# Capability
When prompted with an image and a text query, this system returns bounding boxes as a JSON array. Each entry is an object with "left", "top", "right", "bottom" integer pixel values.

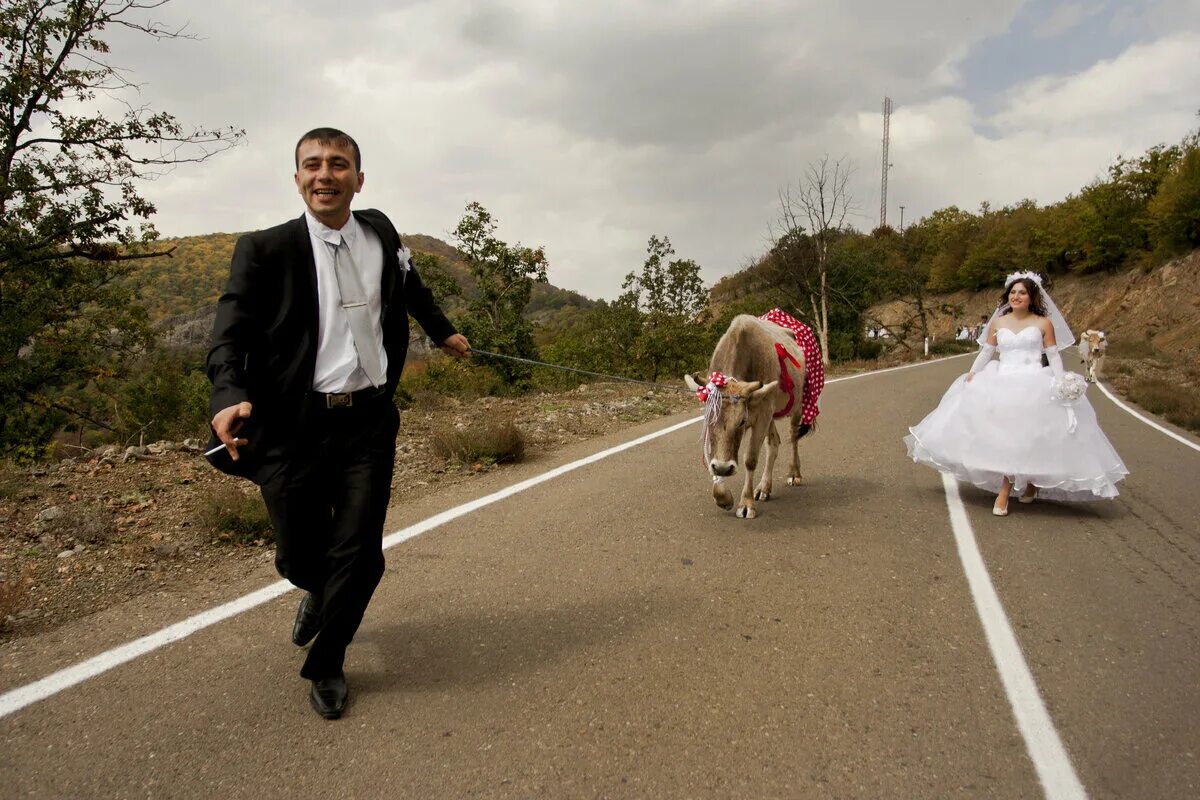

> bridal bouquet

[{"left": 1052, "top": 372, "right": 1087, "bottom": 405}]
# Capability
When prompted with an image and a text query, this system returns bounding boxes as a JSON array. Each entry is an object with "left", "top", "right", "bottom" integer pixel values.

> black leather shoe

[
  {"left": 291, "top": 593, "right": 321, "bottom": 647},
  {"left": 309, "top": 673, "right": 348, "bottom": 720}
]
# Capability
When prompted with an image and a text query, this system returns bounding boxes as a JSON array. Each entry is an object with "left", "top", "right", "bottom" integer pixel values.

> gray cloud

[{"left": 73, "top": 0, "right": 1200, "bottom": 299}]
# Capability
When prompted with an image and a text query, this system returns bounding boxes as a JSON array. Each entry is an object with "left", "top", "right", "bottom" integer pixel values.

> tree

[
  {"left": 1148, "top": 127, "right": 1200, "bottom": 256},
  {"left": 0, "top": 0, "right": 243, "bottom": 452},
  {"left": 618, "top": 235, "right": 708, "bottom": 382},
  {"left": 915, "top": 206, "right": 979, "bottom": 291},
  {"left": 768, "top": 156, "right": 857, "bottom": 366},
  {"left": 1076, "top": 143, "right": 1182, "bottom": 272},
  {"left": 450, "top": 201, "right": 547, "bottom": 388},
  {"left": 538, "top": 299, "right": 642, "bottom": 388},
  {"left": 859, "top": 225, "right": 937, "bottom": 353}
]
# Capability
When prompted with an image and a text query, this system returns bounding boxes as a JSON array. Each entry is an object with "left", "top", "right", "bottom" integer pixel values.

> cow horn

[{"left": 751, "top": 380, "right": 779, "bottom": 402}]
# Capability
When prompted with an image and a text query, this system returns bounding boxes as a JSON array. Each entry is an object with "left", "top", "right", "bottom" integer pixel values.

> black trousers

[{"left": 259, "top": 395, "right": 398, "bottom": 680}]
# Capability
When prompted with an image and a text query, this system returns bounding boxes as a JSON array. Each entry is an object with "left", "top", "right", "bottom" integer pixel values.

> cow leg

[
  {"left": 754, "top": 421, "right": 779, "bottom": 501},
  {"left": 712, "top": 477, "right": 734, "bottom": 510},
  {"left": 736, "top": 424, "right": 770, "bottom": 519},
  {"left": 785, "top": 415, "right": 803, "bottom": 486}
]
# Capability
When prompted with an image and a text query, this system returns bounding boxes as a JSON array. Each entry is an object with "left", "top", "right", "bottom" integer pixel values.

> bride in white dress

[{"left": 904, "top": 272, "right": 1128, "bottom": 515}]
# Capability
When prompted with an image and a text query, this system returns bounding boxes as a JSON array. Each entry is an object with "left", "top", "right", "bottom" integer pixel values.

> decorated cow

[{"left": 683, "top": 310, "right": 823, "bottom": 519}]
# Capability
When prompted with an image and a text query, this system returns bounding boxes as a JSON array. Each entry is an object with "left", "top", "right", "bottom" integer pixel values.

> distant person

[
  {"left": 904, "top": 272, "right": 1127, "bottom": 515},
  {"left": 973, "top": 314, "right": 989, "bottom": 340},
  {"left": 206, "top": 127, "right": 470, "bottom": 719}
]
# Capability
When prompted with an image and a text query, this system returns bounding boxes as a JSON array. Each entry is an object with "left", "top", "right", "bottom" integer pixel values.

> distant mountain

[{"left": 128, "top": 230, "right": 596, "bottom": 341}]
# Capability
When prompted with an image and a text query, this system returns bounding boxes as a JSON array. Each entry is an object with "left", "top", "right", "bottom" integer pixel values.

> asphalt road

[{"left": 1, "top": 355, "right": 1197, "bottom": 799}]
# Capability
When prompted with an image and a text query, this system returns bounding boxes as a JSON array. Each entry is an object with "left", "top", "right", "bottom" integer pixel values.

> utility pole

[
  {"left": 899, "top": 205, "right": 905, "bottom": 232},
  {"left": 880, "top": 95, "right": 892, "bottom": 229}
]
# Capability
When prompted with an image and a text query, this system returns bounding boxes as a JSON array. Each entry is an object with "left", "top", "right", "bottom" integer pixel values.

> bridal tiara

[{"left": 1004, "top": 270, "right": 1044, "bottom": 287}]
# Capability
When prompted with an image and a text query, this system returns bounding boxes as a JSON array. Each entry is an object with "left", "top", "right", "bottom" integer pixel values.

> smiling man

[{"left": 206, "top": 127, "right": 470, "bottom": 719}]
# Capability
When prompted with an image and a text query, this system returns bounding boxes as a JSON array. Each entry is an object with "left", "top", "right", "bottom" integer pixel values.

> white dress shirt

[{"left": 305, "top": 210, "right": 388, "bottom": 393}]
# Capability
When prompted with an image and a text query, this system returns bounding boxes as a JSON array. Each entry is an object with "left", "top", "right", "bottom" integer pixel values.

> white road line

[
  {"left": 0, "top": 352, "right": 973, "bottom": 720},
  {"left": 0, "top": 417, "right": 701, "bottom": 720},
  {"left": 1093, "top": 380, "right": 1200, "bottom": 454},
  {"left": 941, "top": 474, "right": 1088, "bottom": 800},
  {"left": 825, "top": 351, "right": 972, "bottom": 385}
]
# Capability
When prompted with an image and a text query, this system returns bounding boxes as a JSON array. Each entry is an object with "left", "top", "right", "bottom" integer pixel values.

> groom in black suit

[{"left": 207, "top": 127, "right": 469, "bottom": 719}]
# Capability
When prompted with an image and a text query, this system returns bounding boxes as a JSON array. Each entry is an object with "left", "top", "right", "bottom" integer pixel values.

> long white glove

[
  {"left": 968, "top": 344, "right": 995, "bottom": 378},
  {"left": 1045, "top": 347, "right": 1064, "bottom": 379}
]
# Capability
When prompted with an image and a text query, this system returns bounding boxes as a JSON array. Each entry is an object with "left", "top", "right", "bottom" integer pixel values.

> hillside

[
  {"left": 868, "top": 250, "right": 1200, "bottom": 360},
  {"left": 129, "top": 229, "right": 595, "bottom": 334}
]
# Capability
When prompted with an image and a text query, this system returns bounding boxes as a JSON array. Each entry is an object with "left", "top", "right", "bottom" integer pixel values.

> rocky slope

[{"left": 871, "top": 250, "right": 1200, "bottom": 360}]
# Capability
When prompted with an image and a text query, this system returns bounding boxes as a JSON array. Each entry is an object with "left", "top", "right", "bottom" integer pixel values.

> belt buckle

[{"left": 326, "top": 392, "right": 353, "bottom": 409}]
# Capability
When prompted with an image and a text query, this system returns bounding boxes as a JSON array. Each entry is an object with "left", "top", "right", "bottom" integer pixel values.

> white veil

[{"left": 976, "top": 271, "right": 1075, "bottom": 353}]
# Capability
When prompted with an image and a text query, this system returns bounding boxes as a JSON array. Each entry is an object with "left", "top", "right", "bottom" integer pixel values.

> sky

[{"left": 98, "top": 0, "right": 1200, "bottom": 300}]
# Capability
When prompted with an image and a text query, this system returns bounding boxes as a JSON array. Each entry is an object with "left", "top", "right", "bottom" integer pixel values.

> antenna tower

[{"left": 880, "top": 95, "right": 892, "bottom": 229}]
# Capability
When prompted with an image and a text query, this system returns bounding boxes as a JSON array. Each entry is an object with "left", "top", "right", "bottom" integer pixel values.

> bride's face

[{"left": 1008, "top": 282, "right": 1030, "bottom": 310}]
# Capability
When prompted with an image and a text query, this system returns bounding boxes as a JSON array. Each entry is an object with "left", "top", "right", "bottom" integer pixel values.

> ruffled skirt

[{"left": 904, "top": 363, "right": 1128, "bottom": 501}]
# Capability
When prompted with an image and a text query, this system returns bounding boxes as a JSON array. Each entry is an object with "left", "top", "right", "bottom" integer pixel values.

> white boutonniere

[{"left": 397, "top": 246, "right": 412, "bottom": 273}]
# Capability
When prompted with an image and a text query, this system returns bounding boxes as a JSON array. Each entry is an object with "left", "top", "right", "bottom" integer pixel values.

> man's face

[{"left": 294, "top": 138, "right": 363, "bottom": 228}]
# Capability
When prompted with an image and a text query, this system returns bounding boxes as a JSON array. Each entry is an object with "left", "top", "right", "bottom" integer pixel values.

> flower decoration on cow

[{"left": 694, "top": 372, "right": 729, "bottom": 403}]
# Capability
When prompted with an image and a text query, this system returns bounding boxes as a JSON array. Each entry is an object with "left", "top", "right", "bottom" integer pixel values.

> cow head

[{"left": 684, "top": 374, "right": 779, "bottom": 477}]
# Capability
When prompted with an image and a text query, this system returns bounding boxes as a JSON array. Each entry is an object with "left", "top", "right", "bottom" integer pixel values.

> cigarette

[{"left": 204, "top": 443, "right": 228, "bottom": 456}]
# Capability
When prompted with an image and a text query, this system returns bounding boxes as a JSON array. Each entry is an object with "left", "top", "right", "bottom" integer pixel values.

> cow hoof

[
  {"left": 735, "top": 505, "right": 757, "bottom": 519},
  {"left": 754, "top": 488, "right": 771, "bottom": 501},
  {"left": 786, "top": 475, "right": 802, "bottom": 486},
  {"left": 713, "top": 482, "right": 734, "bottom": 510}
]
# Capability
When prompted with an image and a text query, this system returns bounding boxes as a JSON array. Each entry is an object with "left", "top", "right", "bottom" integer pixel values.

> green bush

[
  {"left": 929, "top": 339, "right": 976, "bottom": 356},
  {"left": 397, "top": 356, "right": 509, "bottom": 408},
  {"left": 118, "top": 348, "right": 211, "bottom": 443}
]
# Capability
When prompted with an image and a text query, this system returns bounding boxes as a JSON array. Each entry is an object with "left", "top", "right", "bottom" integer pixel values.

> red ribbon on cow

[
  {"left": 772, "top": 342, "right": 802, "bottom": 418},
  {"left": 758, "top": 309, "right": 824, "bottom": 425}
]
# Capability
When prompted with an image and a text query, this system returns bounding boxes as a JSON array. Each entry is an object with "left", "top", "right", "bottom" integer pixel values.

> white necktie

[{"left": 329, "top": 237, "right": 385, "bottom": 387}]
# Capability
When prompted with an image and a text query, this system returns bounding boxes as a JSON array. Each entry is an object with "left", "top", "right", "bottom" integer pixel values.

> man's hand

[
  {"left": 212, "top": 402, "right": 252, "bottom": 461},
  {"left": 441, "top": 333, "right": 471, "bottom": 358}
]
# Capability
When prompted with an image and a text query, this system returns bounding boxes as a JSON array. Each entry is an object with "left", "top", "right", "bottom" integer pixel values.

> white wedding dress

[{"left": 904, "top": 326, "right": 1128, "bottom": 501}]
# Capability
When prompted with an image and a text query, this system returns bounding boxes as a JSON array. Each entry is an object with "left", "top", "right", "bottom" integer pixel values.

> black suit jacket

[{"left": 205, "top": 209, "right": 457, "bottom": 480}]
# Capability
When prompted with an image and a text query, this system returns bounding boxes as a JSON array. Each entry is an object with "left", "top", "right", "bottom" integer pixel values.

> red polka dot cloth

[{"left": 759, "top": 308, "right": 824, "bottom": 425}]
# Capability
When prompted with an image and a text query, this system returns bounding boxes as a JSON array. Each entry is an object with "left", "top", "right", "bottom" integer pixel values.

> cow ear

[
  {"left": 751, "top": 381, "right": 779, "bottom": 403},
  {"left": 683, "top": 374, "right": 703, "bottom": 393}
]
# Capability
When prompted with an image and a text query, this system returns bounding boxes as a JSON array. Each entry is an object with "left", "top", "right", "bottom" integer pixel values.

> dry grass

[
  {"left": 198, "top": 484, "right": 274, "bottom": 546},
  {"left": 1125, "top": 378, "right": 1200, "bottom": 433},
  {"left": 430, "top": 421, "right": 526, "bottom": 466},
  {"left": 39, "top": 503, "right": 117, "bottom": 545},
  {"left": 1107, "top": 337, "right": 1158, "bottom": 359},
  {"left": 0, "top": 567, "right": 32, "bottom": 627}
]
